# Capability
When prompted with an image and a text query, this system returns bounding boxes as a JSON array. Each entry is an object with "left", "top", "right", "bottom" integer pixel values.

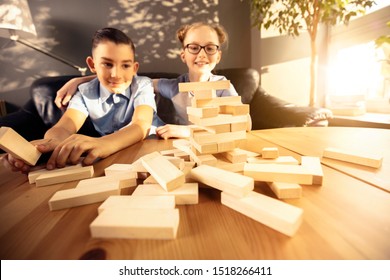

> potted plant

[{"left": 249, "top": 0, "right": 375, "bottom": 106}]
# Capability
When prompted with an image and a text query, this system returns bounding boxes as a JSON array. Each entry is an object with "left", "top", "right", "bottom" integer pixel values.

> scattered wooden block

[
  {"left": 178, "top": 80, "right": 230, "bottom": 92},
  {"left": 322, "top": 147, "right": 383, "bottom": 168},
  {"left": 35, "top": 165, "right": 94, "bottom": 187},
  {"left": 159, "top": 148, "right": 182, "bottom": 157},
  {"left": 220, "top": 148, "right": 248, "bottom": 163},
  {"left": 196, "top": 154, "right": 218, "bottom": 166},
  {"left": 141, "top": 152, "right": 185, "bottom": 191},
  {"left": 48, "top": 181, "right": 120, "bottom": 211},
  {"left": 190, "top": 165, "right": 254, "bottom": 197},
  {"left": 98, "top": 195, "right": 175, "bottom": 214},
  {"left": 266, "top": 182, "right": 302, "bottom": 199},
  {"left": 300, "top": 156, "right": 323, "bottom": 185},
  {"left": 104, "top": 163, "right": 134, "bottom": 175},
  {"left": 28, "top": 163, "right": 83, "bottom": 184},
  {"left": 132, "top": 183, "right": 199, "bottom": 205},
  {"left": 262, "top": 147, "right": 279, "bottom": 159},
  {"left": 215, "top": 156, "right": 245, "bottom": 173},
  {"left": 76, "top": 173, "right": 137, "bottom": 191},
  {"left": 246, "top": 156, "right": 299, "bottom": 165},
  {"left": 221, "top": 191, "right": 303, "bottom": 236},
  {"left": 90, "top": 208, "right": 179, "bottom": 239},
  {"left": 143, "top": 174, "right": 159, "bottom": 184},
  {"left": 244, "top": 163, "right": 315, "bottom": 185},
  {"left": 0, "top": 126, "right": 41, "bottom": 165}
]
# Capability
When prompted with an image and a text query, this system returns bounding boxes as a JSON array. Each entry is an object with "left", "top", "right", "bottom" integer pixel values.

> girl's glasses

[{"left": 185, "top": 44, "right": 219, "bottom": 55}]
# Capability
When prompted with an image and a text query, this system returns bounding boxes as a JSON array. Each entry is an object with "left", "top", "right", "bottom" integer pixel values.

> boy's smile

[{"left": 86, "top": 41, "right": 139, "bottom": 94}]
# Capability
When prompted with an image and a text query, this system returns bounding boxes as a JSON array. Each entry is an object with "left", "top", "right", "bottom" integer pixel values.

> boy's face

[
  {"left": 86, "top": 41, "right": 139, "bottom": 94},
  {"left": 180, "top": 25, "right": 221, "bottom": 76}
]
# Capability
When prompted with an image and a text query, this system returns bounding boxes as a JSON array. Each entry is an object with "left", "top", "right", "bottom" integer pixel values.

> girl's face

[{"left": 180, "top": 25, "right": 221, "bottom": 77}]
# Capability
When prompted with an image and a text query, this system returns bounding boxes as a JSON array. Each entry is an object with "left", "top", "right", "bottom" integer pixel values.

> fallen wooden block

[
  {"left": 132, "top": 183, "right": 199, "bottom": 205},
  {"left": 221, "top": 191, "right": 303, "bottom": 236},
  {"left": 322, "top": 147, "right": 383, "bottom": 168},
  {"left": 266, "top": 182, "right": 302, "bottom": 199},
  {"left": 244, "top": 163, "right": 315, "bottom": 185},
  {"left": 98, "top": 195, "right": 175, "bottom": 214},
  {"left": 220, "top": 148, "right": 249, "bottom": 163},
  {"left": 90, "top": 208, "right": 179, "bottom": 239},
  {"left": 48, "top": 181, "right": 120, "bottom": 211},
  {"left": 28, "top": 163, "right": 83, "bottom": 184},
  {"left": 196, "top": 154, "right": 218, "bottom": 166},
  {"left": 0, "top": 126, "right": 41, "bottom": 165},
  {"left": 35, "top": 165, "right": 94, "bottom": 187},
  {"left": 104, "top": 163, "right": 134, "bottom": 175},
  {"left": 246, "top": 156, "right": 299, "bottom": 165},
  {"left": 190, "top": 165, "right": 254, "bottom": 197},
  {"left": 76, "top": 173, "right": 137, "bottom": 191},
  {"left": 300, "top": 156, "right": 323, "bottom": 185},
  {"left": 262, "top": 147, "right": 279, "bottom": 159},
  {"left": 141, "top": 152, "right": 185, "bottom": 191}
]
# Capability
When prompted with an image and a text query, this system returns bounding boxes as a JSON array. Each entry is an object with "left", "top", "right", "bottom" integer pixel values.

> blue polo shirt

[{"left": 68, "top": 75, "right": 159, "bottom": 135}]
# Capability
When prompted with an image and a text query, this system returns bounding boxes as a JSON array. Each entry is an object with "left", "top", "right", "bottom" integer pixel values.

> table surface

[{"left": 0, "top": 128, "right": 389, "bottom": 260}]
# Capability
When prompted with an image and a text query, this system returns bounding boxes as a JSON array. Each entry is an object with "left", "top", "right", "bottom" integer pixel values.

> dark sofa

[{"left": 0, "top": 67, "right": 333, "bottom": 141}]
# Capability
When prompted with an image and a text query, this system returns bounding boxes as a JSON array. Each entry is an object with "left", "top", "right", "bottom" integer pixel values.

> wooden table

[{"left": 1, "top": 128, "right": 390, "bottom": 260}]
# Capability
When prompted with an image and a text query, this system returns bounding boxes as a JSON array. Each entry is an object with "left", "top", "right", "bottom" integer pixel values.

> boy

[{"left": 2, "top": 27, "right": 158, "bottom": 172}]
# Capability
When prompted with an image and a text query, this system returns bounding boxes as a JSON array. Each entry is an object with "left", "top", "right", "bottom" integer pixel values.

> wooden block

[
  {"left": 190, "top": 138, "right": 218, "bottom": 154},
  {"left": 322, "top": 147, "right": 383, "bottom": 168},
  {"left": 35, "top": 165, "right": 94, "bottom": 187},
  {"left": 221, "top": 191, "right": 303, "bottom": 236},
  {"left": 203, "top": 124, "right": 231, "bottom": 134},
  {"left": 196, "top": 154, "right": 218, "bottom": 166},
  {"left": 190, "top": 165, "right": 254, "bottom": 197},
  {"left": 141, "top": 152, "right": 185, "bottom": 191},
  {"left": 98, "top": 195, "right": 175, "bottom": 214},
  {"left": 215, "top": 157, "right": 245, "bottom": 173},
  {"left": 191, "top": 96, "right": 242, "bottom": 108},
  {"left": 244, "top": 163, "right": 314, "bottom": 185},
  {"left": 143, "top": 174, "right": 159, "bottom": 184},
  {"left": 220, "top": 148, "right": 248, "bottom": 163},
  {"left": 187, "top": 106, "right": 219, "bottom": 118},
  {"left": 266, "top": 182, "right": 302, "bottom": 199},
  {"left": 90, "top": 208, "right": 179, "bottom": 239},
  {"left": 230, "top": 122, "right": 248, "bottom": 132},
  {"left": 28, "top": 163, "right": 83, "bottom": 184},
  {"left": 173, "top": 150, "right": 190, "bottom": 161},
  {"left": 193, "top": 130, "right": 246, "bottom": 145},
  {"left": 162, "top": 156, "right": 185, "bottom": 169},
  {"left": 0, "top": 126, "right": 41, "bottom": 165},
  {"left": 300, "top": 156, "right": 323, "bottom": 185},
  {"left": 219, "top": 104, "right": 250, "bottom": 115},
  {"left": 262, "top": 147, "right": 279, "bottom": 159},
  {"left": 217, "top": 140, "right": 236, "bottom": 153},
  {"left": 178, "top": 80, "right": 230, "bottom": 92},
  {"left": 173, "top": 139, "right": 203, "bottom": 166},
  {"left": 76, "top": 173, "right": 137, "bottom": 190},
  {"left": 48, "top": 182, "right": 120, "bottom": 211},
  {"left": 104, "top": 163, "right": 134, "bottom": 176},
  {"left": 132, "top": 183, "right": 199, "bottom": 205},
  {"left": 193, "top": 89, "right": 217, "bottom": 99},
  {"left": 247, "top": 156, "right": 299, "bottom": 165},
  {"left": 189, "top": 114, "right": 247, "bottom": 126},
  {"left": 159, "top": 148, "right": 182, "bottom": 156}
]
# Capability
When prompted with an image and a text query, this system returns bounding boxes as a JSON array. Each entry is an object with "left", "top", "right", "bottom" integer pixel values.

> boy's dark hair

[{"left": 92, "top": 27, "right": 135, "bottom": 56}]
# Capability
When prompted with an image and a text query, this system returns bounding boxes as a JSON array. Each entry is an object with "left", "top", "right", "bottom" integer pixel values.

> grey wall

[{"left": 0, "top": 0, "right": 251, "bottom": 108}]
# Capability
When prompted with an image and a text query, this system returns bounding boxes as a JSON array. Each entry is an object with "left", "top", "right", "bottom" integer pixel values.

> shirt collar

[{"left": 99, "top": 84, "right": 131, "bottom": 103}]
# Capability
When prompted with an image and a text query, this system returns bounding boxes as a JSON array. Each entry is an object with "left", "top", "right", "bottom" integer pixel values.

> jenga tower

[{"left": 179, "top": 80, "right": 249, "bottom": 163}]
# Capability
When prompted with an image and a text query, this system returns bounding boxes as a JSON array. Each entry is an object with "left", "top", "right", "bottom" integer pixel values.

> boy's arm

[
  {"left": 55, "top": 75, "right": 96, "bottom": 109},
  {"left": 152, "top": 79, "right": 160, "bottom": 93}
]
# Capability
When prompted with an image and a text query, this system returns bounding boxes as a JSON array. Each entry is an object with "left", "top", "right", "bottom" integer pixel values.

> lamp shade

[{"left": 0, "top": 0, "right": 37, "bottom": 40}]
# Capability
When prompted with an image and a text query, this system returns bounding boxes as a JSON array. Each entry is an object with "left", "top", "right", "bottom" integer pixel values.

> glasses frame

[{"left": 184, "top": 43, "right": 220, "bottom": 55}]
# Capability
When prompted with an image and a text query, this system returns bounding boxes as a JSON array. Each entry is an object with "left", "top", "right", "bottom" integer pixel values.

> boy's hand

[
  {"left": 1, "top": 138, "right": 58, "bottom": 173},
  {"left": 156, "top": 124, "right": 190, "bottom": 139},
  {"left": 47, "top": 134, "right": 109, "bottom": 168},
  {"left": 55, "top": 76, "right": 96, "bottom": 109}
]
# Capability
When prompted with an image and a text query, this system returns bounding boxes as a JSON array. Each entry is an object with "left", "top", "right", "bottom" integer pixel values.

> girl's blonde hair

[{"left": 176, "top": 22, "right": 228, "bottom": 48}]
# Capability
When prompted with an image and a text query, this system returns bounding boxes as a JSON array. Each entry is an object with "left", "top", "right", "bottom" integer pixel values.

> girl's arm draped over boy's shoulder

[{"left": 55, "top": 75, "right": 96, "bottom": 109}]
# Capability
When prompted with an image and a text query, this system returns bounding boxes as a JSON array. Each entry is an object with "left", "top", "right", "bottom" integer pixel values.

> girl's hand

[{"left": 156, "top": 124, "right": 190, "bottom": 139}]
